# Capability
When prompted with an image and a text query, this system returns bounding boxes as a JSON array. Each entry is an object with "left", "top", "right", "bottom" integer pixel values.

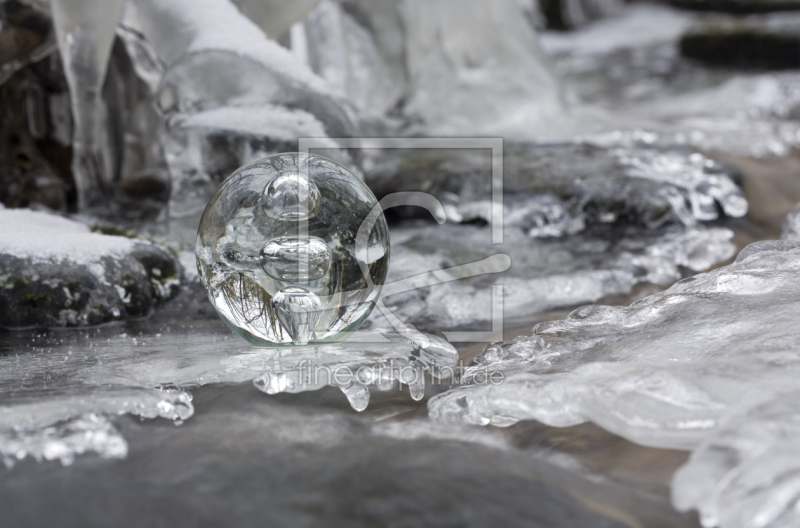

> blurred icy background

[{"left": 3, "top": 0, "right": 800, "bottom": 527}]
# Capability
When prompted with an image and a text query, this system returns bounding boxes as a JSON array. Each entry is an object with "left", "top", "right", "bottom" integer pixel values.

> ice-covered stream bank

[{"left": 0, "top": 288, "right": 702, "bottom": 528}]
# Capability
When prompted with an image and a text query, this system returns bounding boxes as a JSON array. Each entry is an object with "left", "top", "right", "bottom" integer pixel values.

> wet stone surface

[{"left": 680, "top": 14, "right": 800, "bottom": 70}]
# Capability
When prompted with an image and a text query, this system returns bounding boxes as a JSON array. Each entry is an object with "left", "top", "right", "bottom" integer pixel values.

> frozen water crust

[
  {"left": 0, "top": 325, "right": 455, "bottom": 466},
  {"left": 374, "top": 222, "right": 736, "bottom": 332},
  {"left": 429, "top": 238, "right": 800, "bottom": 528}
]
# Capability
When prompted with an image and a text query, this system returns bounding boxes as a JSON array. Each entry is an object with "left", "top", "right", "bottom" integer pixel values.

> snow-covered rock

[{"left": 0, "top": 207, "right": 181, "bottom": 328}]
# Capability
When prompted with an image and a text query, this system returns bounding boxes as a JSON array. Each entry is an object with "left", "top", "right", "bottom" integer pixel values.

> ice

[
  {"left": 50, "top": 0, "right": 125, "bottom": 211},
  {"left": 0, "top": 287, "right": 685, "bottom": 526},
  {"left": 539, "top": 3, "right": 708, "bottom": 108},
  {"left": 117, "top": 0, "right": 355, "bottom": 237},
  {"left": 305, "top": 0, "right": 408, "bottom": 119},
  {"left": 610, "top": 146, "right": 748, "bottom": 221},
  {"left": 428, "top": 239, "right": 800, "bottom": 527},
  {"left": 537, "top": 3, "right": 800, "bottom": 157},
  {"left": 122, "top": 0, "right": 352, "bottom": 134},
  {"left": 364, "top": 142, "right": 747, "bottom": 235},
  {"left": 304, "top": 0, "right": 564, "bottom": 136},
  {"left": 0, "top": 380, "right": 650, "bottom": 527},
  {"left": 372, "top": 222, "right": 735, "bottom": 332},
  {"left": 540, "top": 4, "right": 693, "bottom": 56},
  {"left": 782, "top": 202, "right": 800, "bottom": 241},
  {"left": 178, "top": 250, "right": 200, "bottom": 283},
  {"left": 252, "top": 330, "right": 458, "bottom": 410},
  {"left": 0, "top": 321, "right": 456, "bottom": 466},
  {"left": 1, "top": 413, "right": 128, "bottom": 468},
  {"left": 229, "top": 0, "right": 323, "bottom": 40},
  {"left": 428, "top": 239, "right": 800, "bottom": 444},
  {"left": 164, "top": 105, "right": 334, "bottom": 222},
  {"left": 634, "top": 73, "right": 800, "bottom": 157},
  {"left": 672, "top": 395, "right": 800, "bottom": 528},
  {"left": 662, "top": 212, "right": 800, "bottom": 528},
  {"left": 403, "top": 0, "right": 564, "bottom": 136},
  {"left": 175, "top": 105, "right": 329, "bottom": 143}
]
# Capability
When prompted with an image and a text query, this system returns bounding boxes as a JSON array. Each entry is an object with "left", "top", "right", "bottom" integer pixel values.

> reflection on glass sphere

[{"left": 196, "top": 153, "right": 390, "bottom": 346}]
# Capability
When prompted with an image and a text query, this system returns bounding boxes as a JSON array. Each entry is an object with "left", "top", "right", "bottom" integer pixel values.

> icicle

[
  {"left": 230, "top": 0, "right": 322, "bottom": 40},
  {"left": 50, "top": 0, "right": 126, "bottom": 210},
  {"left": 340, "top": 382, "right": 370, "bottom": 411}
]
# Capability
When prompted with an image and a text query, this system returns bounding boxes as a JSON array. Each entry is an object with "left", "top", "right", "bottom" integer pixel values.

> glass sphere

[{"left": 196, "top": 153, "right": 390, "bottom": 346}]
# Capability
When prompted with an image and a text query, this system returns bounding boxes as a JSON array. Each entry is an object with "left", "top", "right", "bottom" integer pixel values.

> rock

[
  {"left": 680, "top": 15, "right": 800, "bottom": 69},
  {"left": 540, "top": 0, "right": 623, "bottom": 31},
  {"left": 362, "top": 142, "right": 746, "bottom": 232},
  {"left": 669, "top": 0, "right": 800, "bottom": 13},
  {"left": 0, "top": 207, "right": 181, "bottom": 328},
  {"left": 0, "top": 0, "right": 54, "bottom": 83}
]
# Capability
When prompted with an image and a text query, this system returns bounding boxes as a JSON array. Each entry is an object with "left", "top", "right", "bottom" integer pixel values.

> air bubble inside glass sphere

[
  {"left": 259, "top": 236, "right": 331, "bottom": 283},
  {"left": 196, "top": 153, "right": 390, "bottom": 346}
]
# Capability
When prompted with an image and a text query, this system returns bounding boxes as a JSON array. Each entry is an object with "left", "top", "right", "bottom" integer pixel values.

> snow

[
  {"left": 127, "top": 0, "right": 329, "bottom": 93},
  {"left": 0, "top": 208, "right": 136, "bottom": 281},
  {"left": 177, "top": 105, "right": 330, "bottom": 142}
]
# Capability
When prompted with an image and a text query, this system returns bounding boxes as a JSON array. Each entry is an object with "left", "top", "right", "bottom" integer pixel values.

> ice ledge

[{"left": 428, "top": 238, "right": 800, "bottom": 528}]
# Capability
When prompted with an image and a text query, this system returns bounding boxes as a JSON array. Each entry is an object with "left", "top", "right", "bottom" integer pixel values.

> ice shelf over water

[
  {"left": 357, "top": 140, "right": 746, "bottom": 333},
  {"left": 370, "top": 221, "right": 735, "bottom": 333},
  {"left": 429, "top": 238, "right": 800, "bottom": 528},
  {"left": 0, "top": 323, "right": 456, "bottom": 466}
]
